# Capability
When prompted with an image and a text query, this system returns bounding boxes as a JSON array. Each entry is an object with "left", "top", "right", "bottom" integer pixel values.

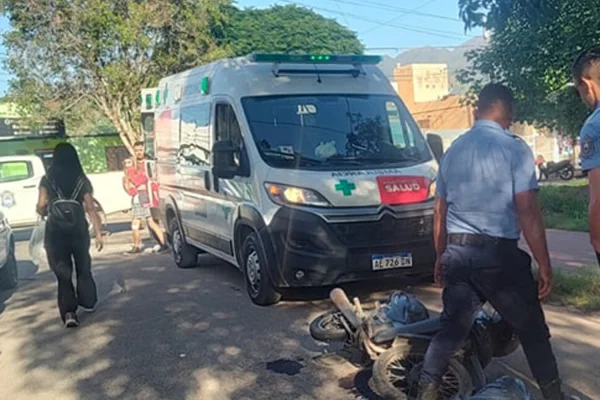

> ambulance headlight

[
  {"left": 427, "top": 180, "right": 436, "bottom": 199},
  {"left": 265, "top": 183, "right": 331, "bottom": 207}
]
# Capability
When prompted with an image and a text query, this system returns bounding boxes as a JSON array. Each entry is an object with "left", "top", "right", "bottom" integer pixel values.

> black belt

[{"left": 447, "top": 233, "right": 518, "bottom": 247}]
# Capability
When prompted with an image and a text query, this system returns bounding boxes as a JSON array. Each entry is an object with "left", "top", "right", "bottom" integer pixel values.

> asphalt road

[{"left": 0, "top": 218, "right": 588, "bottom": 400}]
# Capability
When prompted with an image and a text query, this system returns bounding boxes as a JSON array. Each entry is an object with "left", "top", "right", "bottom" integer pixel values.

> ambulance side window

[
  {"left": 215, "top": 103, "right": 250, "bottom": 176},
  {"left": 386, "top": 101, "right": 416, "bottom": 148}
]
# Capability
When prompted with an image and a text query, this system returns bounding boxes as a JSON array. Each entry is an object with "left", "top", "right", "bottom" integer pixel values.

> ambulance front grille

[{"left": 331, "top": 214, "right": 433, "bottom": 246}]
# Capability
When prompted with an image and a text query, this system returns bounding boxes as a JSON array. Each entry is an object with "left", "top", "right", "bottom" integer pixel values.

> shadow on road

[
  {"left": 2, "top": 244, "right": 413, "bottom": 399},
  {"left": 1, "top": 232, "right": 596, "bottom": 400}
]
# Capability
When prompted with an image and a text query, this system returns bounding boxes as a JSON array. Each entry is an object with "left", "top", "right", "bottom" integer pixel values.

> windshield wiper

[
  {"left": 262, "top": 150, "right": 323, "bottom": 166},
  {"left": 326, "top": 155, "right": 421, "bottom": 165},
  {"left": 323, "top": 155, "right": 363, "bottom": 165}
]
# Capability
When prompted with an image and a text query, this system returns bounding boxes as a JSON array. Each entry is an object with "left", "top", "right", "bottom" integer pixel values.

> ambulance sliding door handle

[{"left": 23, "top": 184, "right": 36, "bottom": 189}]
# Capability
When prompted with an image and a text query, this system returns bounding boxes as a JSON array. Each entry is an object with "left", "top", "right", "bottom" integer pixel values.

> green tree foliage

[
  {"left": 2, "top": 2, "right": 363, "bottom": 152},
  {"left": 457, "top": 0, "right": 596, "bottom": 137},
  {"left": 223, "top": 5, "right": 364, "bottom": 56},
  {"left": 2, "top": 0, "right": 231, "bottom": 153}
]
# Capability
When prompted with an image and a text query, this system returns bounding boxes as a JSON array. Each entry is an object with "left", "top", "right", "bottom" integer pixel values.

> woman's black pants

[{"left": 45, "top": 230, "right": 97, "bottom": 322}]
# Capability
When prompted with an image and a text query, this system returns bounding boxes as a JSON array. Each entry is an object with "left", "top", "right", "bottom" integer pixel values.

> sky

[{"left": 0, "top": 0, "right": 480, "bottom": 94}]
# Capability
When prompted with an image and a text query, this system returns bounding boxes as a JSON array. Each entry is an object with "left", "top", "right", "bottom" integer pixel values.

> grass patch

[
  {"left": 546, "top": 267, "right": 600, "bottom": 312},
  {"left": 538, "top": 179, "right": 588, "bottom": 232}
]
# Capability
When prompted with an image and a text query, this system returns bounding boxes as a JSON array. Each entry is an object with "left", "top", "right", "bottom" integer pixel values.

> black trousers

[
  {"left": 45, "top": 229, "right": 97, "bottom": 321},
  {"left": 421, "top": 241, "right": 560, "bottom": 386}
]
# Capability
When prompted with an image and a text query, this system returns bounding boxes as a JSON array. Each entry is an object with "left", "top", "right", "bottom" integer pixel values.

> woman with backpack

[{"left": 36, "top": 143, "right": 104, "bottom": 328}]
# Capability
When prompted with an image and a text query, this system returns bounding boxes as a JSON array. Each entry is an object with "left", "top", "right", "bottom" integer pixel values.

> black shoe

[
  {"left": 418, "top": 382, "right": 440, "bottom": 400},
  {"left": 540, "top": 379, "right": 565, "bottom": 400},
  {"left": 157, "top": 244, "right": 169, "bottom": 253},
  {"left": 125, "top": 246, "right": 142, "bottom": 255},
  {"left": 64, "top": 313, "right": 80, "bottom": 328}
]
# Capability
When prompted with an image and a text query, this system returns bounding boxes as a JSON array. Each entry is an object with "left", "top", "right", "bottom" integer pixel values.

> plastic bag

[
  {"left": 29, "top": 219, "right": 47, "bottom": 266},
  {"left": 464, "top": 376, "right": 531, "bottom": 399}
]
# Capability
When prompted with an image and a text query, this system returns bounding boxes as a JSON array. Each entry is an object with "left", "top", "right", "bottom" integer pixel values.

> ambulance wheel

[
  {"left": 169, "top": 219, "right": 198, "bottom": 269},
  {"left": 242, "top": 232, "right": 281, "bottom": 306}
]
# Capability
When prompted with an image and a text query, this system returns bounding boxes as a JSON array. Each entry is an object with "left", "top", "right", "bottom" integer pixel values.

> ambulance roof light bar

[
  {"left": 249, "top": 53, "right": 382, "bottom": 65},
  {"left": 249, "top": 54, "right": 382, "bottom": 78}
]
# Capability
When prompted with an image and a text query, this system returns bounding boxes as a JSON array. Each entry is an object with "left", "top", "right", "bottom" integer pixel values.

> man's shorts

[{"left": 131, "top": 195, "right": 151, "bottom": 220}]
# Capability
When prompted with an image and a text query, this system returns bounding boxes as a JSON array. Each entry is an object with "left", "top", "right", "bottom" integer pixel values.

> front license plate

[{"left": 372, "top": 253, "right": 413, "bottom": 271}]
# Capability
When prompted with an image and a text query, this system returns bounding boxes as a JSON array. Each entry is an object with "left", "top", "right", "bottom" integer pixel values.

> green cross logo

[{"left": 335, "top": 179, "right": 356, "bottom": 196}]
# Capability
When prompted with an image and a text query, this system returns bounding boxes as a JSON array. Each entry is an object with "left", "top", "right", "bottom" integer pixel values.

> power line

[
  {"left": 366, "top": 45, "right": 481, "bottom": 51},
  {"left": 326, "top": 0, "right": 460, "bottom": 22},
  {"left": 360, "top": 0, "right": 440, "bottom": 36},
  {"left": 279, "top": 0, "right": 472, "bottom": 40}
]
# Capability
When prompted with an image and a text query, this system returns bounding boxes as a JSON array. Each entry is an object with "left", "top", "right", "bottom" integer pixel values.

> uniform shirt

[
  {"left": 435, "top": 119, "right": 538, "bottom": 239},
  {"left": 579, "top": 104, "right": 600, "bottom": 171}
]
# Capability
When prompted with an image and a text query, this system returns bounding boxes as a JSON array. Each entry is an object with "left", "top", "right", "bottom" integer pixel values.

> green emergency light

[
  {"left": 144, "top": 93, "right": 153, "bottom": 110},
  {"left": 200, "top": 77, "right": 210, "bottom": 95},
  {"left": 155, "top": 90, "right": 160, "bottom": 106},
  {"left": 249, "top": 53, "right": 382, "bottom": 65}
]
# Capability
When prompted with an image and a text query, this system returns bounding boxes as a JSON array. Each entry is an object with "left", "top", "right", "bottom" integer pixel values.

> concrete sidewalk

[{"left": 520, "top": 229, "right": 598, "bottom": 270}]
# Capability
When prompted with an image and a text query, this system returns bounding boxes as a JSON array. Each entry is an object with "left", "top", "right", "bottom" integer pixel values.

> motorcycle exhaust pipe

[{"left": 330, "top": 288, "right": 361, "bottom": 329}]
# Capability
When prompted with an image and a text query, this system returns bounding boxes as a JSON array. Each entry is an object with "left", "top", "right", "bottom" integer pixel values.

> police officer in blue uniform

[
  {"left": 573, "top": 46, "right": 600, "bottom": 269},
  {"left": 418, "top": 83, "right": 566, "bottom": 400}
]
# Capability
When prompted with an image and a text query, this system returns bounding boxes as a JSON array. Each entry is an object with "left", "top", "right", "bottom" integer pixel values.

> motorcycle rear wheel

[
  {"left": 371, "top": 342, "right": 473, "bottom": 400},
  {"left": 559, "top": 167, "right": 574, "bottom": 180},
  {"left": 309, "top": 310, "right": 349, "bottom": 342}
]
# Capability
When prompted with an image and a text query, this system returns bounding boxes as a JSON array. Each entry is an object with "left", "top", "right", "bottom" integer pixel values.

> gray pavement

[{"left": 0, "top": 218, "right": 597, "bottom": 400}]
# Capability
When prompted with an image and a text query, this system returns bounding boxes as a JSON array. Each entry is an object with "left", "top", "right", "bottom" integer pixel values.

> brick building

[{"left": 391, "top": 63, "right": 561, "bottom": 161}]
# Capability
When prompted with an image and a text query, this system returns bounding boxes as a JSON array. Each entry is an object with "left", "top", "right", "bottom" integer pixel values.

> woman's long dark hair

[{"left": 47, "top": 143, "right": 89, "bottom": 196}]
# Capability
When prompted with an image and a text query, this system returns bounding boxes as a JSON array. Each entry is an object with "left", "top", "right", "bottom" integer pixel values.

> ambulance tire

[
  {"left": 241, "top": 232, "right": 281, "bottom": 306},
  {"left": 169, "top": 219, "right": 198, "bottom": 269}
]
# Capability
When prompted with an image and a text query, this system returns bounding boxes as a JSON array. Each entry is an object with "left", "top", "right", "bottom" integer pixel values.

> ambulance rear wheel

[
  {"left": 169, "top": 219, "right": 198, "bottom": 269},
  {"left": 242, "top": 232, "right": 281, "bottom": 306}
]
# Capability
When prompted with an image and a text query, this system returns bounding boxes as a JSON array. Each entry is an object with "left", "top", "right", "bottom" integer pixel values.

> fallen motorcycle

[
  {"left": 310, "top": 288, "right": 520, "bottom": 400},
  {"left": 535, "top": 155, "right": 575, "bottom": 181}
]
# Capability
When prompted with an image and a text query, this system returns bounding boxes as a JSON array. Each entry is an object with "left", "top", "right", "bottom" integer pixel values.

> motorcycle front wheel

[
  {"left": 309, "top": 310, "right": 350, "bottom": 342},
  {"left": 371, "top": 342, "right": 473, "bottom": 400},
  {"left": 559, "top": 167, "right": 574, "bottom": 180}
]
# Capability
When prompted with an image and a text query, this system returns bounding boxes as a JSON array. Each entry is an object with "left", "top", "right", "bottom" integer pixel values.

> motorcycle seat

[{"left": 372, "top": 317, "right": 442, "bottom": 344}]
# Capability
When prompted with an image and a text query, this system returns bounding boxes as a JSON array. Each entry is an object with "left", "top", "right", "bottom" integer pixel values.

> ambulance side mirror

[
  {"left": 427, "top": 133, "right": 444, "bottom": 163},
  {"left": 212, "top": 140, "right": 238, "bottom": 180}
]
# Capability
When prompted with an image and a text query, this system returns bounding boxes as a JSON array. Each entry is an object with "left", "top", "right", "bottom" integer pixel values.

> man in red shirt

[{"left": 122, "top": 141, "right": 167, "bottom": 254}]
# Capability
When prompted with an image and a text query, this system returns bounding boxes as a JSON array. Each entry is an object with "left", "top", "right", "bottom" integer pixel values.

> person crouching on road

[
  {"left": 36, "top": 143, "right": 104, "bottom": 328},
  {"left": 122, "top": 141, "right": 167, "bottom": 254},
  {"left": 417, "top": 83, "right": 567, "bottom": 400}
]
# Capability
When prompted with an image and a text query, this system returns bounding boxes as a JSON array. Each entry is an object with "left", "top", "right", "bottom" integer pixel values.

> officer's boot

[
  {"left": 417, "top": 381, "right": 440, "bottom": 400},
  {"left": 539, "top": 379, "right": 564, "bottom": 400}
]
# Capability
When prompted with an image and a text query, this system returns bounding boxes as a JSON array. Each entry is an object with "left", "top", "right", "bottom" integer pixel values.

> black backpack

[{"left": 47, "top": 177, "right": 87, "bottom": 232}]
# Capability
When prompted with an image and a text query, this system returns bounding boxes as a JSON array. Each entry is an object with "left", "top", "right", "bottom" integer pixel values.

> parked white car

[
  {"left": 0, "top": 155, "right": 131, "bottom": 232},
  {"left": 0, "top": 209, "right": 17, "bottom": 290}
]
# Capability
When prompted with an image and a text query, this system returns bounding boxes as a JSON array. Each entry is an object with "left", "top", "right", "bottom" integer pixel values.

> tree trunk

[{"left": 94, "top": 96, "right": 140, "bottom": 155}]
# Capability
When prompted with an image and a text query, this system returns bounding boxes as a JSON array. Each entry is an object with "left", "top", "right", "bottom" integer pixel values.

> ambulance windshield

[{"left": 241, "top": 94, "right": 432, "bottom": 170}]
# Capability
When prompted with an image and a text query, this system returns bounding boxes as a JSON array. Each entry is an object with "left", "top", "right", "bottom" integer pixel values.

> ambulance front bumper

[{"left": 266, "top": 202, "right": 436, "bottom": 288}]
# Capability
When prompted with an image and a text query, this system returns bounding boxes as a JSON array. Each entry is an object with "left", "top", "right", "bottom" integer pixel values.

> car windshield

[
  {"left": 0, "top": 161, "right": 32, "bottom": 183},
  {"left": 241, "top": 94, "right": 432, "bottom": 170}
]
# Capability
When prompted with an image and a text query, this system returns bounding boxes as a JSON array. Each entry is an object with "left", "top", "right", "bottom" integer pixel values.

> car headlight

[
  {"left": 427, "top": 179, "right": 437, "bottom": 199},
  {"left": 265, "top": 183, "right": 331, "bottom": 207}
]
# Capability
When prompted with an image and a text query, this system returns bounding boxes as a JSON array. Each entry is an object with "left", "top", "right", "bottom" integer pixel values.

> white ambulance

[{"left": 153, "top": 54, "right": 444, "bottom": 305}]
